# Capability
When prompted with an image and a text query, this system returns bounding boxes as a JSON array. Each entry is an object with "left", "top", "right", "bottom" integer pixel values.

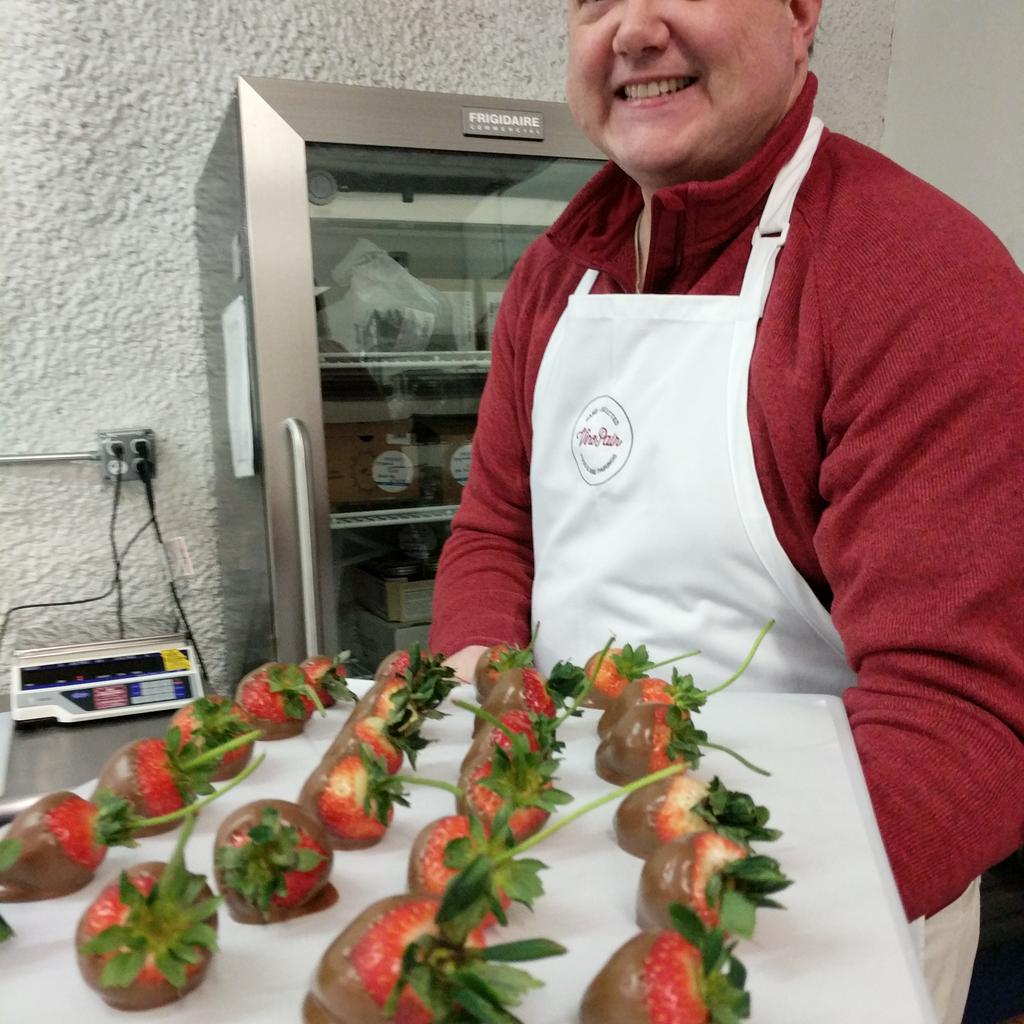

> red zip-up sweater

[{"left": 429, "top": 76, "right": 1024, "bottom": 920}]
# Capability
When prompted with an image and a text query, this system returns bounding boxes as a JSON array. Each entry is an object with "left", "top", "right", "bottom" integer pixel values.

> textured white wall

[
  {"left": 881, "top": 0, "right": 1024, "bottom": 264},
  {"left": 0, "top": 0, "right": 896, "bottom": 693}
]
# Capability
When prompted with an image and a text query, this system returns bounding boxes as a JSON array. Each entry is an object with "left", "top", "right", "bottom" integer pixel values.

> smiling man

[{"left": 430, "top": 4, "right": 1024, "bottom": 1021}]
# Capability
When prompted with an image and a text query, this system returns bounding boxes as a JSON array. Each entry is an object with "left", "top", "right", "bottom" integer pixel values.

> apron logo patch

[{"left": 571, "top": 395, "right": 633, "bottom": 485}]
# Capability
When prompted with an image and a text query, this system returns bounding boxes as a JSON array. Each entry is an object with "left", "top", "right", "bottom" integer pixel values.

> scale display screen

[{"left": 19, "top": 649, "right": 192, "bottom": 690}]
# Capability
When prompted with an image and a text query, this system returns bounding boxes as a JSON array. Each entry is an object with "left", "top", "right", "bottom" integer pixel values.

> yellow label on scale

[{"left": 161, "top": 649, "right": 191, "bottom": 671}]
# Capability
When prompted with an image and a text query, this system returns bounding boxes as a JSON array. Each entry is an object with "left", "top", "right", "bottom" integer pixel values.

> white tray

[{"left": 2, "top": 685, "right": 936, "bottom": 1023}]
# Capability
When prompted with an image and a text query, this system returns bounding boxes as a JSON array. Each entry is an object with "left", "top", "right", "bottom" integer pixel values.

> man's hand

[{"left": 442, "top": 645, "right": 489, "bottom": 684}]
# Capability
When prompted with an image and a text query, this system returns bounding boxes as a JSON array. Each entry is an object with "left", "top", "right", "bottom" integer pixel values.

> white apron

[{"left": 528, "top": 116, "right": 977, "bottom": 1024}]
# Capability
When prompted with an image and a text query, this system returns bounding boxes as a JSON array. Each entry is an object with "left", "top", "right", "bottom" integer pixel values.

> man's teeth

[{"left": 623, "top": 77, "right": 695, "bottom": 101}]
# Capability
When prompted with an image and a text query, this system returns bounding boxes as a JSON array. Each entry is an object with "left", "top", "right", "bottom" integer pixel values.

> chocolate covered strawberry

[
  {"left": 457, "top": 707, "right": 571, "bottom": 842},
  {"left": 597, "top": 635, "right": 775, "bottom": 786},
  {"left": 0, "top": 792, "right": 106, "bottom": 900},
  {"left": 301, "top": 651, "right": 355, "bottom": 709},
  {"left": 76, "top": 816, "right": 220, "bottom": 1011},
  {"left": 474, "top": 640, "right": 534, "bottom": 701},
  {"left": 596, "top": 700, "right": 684, "bottom": 785},
  {"left": 616, "top": 775, "right": 781, "bottom": 859},
  {"left": 374, "top": 648, "right": 412, "bottom": 685},
  {"left": 583, "top": 640, "right": 704, "bottom": 710},
  {"left": 235, "top": 662, "right": 325, "bottom": 740},
  {"left": 214, "top": 799, "right": 334, "bottom": 924},
  {"left": 580, "top": 905, "right": 750, "bottom": 1024},
  {"left": 459, "top": 707, "right": 540, "bottom": 776},
  {"left": 582, "top": 643, "right": 655, "bottom": 710},
  {"left": 0, "top": 754, "right": 262, "bottom": 902},
  {"left": 474, "top": 666, "right": 556, "bottom": 735},
  {"left": 328, "top": 714, "right": 404, "bottom": 774},
  {"left": 305, "top": 849, "right": 563, "bottom": 1024},
  {"left": 615, "top": 774, "right": 711, "bottom": 859},
  {"left": 303, "top": 895, "right": 465, "bottom": 1022},
  {"left": 92, "top": 726, "right": 260, "bottom": 836},
  {"left": 597, "top": 675, "right": 671, "bottom": 738},
  {"left": 637, "top": 832, "right": 791, "bottom": 937},
  {"left": 170, "top": 695, "right": 255, "bottom": 781},
  {"left": 406, "top": 814, "right": 520, "bottom": 928},
  {"left": 299, "top": 745, "right": 410, "bottom": 850},
  {"left": 332, "top": 645, "right": 457, "bottom": 768}
]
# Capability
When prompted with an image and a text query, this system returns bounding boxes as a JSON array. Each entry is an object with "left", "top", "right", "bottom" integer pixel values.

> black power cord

[
  {"left": 0, "top": 460, "right": 153, "bottom": 655},
  {"left": 134, "top": 444, "right": 209, "bottom": 685},
  {"left": 109, "top": 442, "right": 125, "bottom": 638}
]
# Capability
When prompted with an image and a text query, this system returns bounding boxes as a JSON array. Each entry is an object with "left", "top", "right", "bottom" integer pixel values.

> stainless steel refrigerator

[{"left": 196, "top": 76, "right": 603, "bottom": 685}]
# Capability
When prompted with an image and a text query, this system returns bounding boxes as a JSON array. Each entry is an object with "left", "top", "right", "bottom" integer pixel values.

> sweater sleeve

[
  {"left": 813, "top": 174, "right": 1024, "bottom": 920},
  {"left": 428, "top": 261, "right": 537, "bottom": 656}
]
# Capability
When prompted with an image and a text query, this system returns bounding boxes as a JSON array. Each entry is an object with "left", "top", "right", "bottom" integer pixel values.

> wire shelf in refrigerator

[
  {"left": 319, "top": 351, "right": 491, "bottom": 373},
  {"left": 330, "top": 505, "right": 460, "bottom": 530}
]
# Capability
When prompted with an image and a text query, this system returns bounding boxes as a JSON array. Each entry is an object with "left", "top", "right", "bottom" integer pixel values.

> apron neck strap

[
  {"left": 741, "top": 116, "right": 824, "bottom": 317},
  {"left": 574, "top": 116, "right": 825, "bottom": 306}
]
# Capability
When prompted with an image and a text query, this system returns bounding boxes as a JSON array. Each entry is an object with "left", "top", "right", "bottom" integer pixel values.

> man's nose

[{"left": 612, "top": 0, "right": 671, "bottom": 58}]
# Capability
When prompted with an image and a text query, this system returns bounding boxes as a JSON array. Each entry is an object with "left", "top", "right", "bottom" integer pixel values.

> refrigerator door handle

[{"left": 285, "top": 417, "right": 323, "bottom": 657}]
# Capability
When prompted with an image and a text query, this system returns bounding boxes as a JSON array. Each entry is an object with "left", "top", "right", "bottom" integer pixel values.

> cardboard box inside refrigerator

[
  {"left": 351, "top": 566, "right": 434, "bottom": 623},
  {"left": 415, "top": 416, "right": 475, "bottom": 505},
  {"left": 420, "top": 278, "right": 477, "bottom": 352},
  {"left": 324, "top": 420, "right": 419, "bottom": 505},
  {"left": 354, "top": 606, "right": 431, "bottom": 667}
]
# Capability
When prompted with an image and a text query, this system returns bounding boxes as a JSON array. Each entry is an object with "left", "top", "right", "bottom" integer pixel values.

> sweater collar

[{"left": 547, "top": 74, "right": 819, "bottom": 292}]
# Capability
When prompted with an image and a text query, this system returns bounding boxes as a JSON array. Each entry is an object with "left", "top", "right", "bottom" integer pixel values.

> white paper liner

[{"left": 2, "top": 684, "right": 936, "bottom": 1023}]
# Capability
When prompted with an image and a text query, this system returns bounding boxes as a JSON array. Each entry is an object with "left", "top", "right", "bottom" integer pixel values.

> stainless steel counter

[{"left": 0, "top": 693, "right": 174, "bottom": 823}]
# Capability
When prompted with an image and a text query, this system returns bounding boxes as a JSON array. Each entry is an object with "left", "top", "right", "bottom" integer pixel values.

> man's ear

[{"left": 789, "top": 0, "right": 823, "bottom": 59}]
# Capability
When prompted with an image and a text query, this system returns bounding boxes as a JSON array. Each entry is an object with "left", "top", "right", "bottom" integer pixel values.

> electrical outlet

[{"left": 97, "top": 428, "right": 156, "bottom": 482}]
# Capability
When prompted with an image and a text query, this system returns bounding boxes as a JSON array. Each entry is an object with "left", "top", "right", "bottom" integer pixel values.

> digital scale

[{"left": 10, "top": 633, "right": 204, "bottom": 723}]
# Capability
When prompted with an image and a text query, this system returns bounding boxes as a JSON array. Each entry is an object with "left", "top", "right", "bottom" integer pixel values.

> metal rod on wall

[{"left": 0, "top": 451, "right": 101, "bottom": 466}]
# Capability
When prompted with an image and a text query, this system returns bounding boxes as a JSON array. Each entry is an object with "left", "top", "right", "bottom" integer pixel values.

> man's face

[{"left": 566, "top": 0, "right": 819, "bottom": 196}]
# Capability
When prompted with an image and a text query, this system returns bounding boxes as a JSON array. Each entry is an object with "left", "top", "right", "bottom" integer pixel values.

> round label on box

[
  {"left": 449, "top": 443, "right": 472, "bottom": 487},
  {"left": 373, "top": 450, "right": 415, "bottom": 493}
]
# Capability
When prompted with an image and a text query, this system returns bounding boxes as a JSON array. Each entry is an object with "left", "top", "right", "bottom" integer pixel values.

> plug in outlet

[{"left": 97, "top": 428, "right": 156, "bottom": 482}]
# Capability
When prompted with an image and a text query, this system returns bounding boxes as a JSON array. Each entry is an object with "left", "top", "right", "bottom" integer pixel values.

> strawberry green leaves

[
  {"left": 318, "top": 652, "right": 356, "bottom": 703},
  {"left": 387, "top": 878, "right": 566, "bottom": 1024},
  {"left": 438, "top": 815, "right": 546, "bottom": 937},
  {"left": 695, "top": 777, "right": 782, "bottom": 847},
  {"left": 706, "top": 855, "right": 792, "bottom": 940},
  {"left": 545, "top": 660, "right": 589, "bottom": 714},
  {"left": 359, "top": 745, "right": 412, "bottom": 826},
  {"left": 268, "top": 664, "right": 324, "bottom": 720},
  {"left": 0, "top": 839, "right": 20, "bottom": 942},
  {"left": 0, "top": 837, "right": 22, "bottom": 872},
  {"left": 79, "top": 815, "right": 220, "bottom": 991},
  {"left": 184, "top": 697, "right": 256, "bottom": 749},
  {"left": 214, "top": 805, "right": 325, "bottom": 917},
  {"left": 667, "top": 904, "right": 751, "bottom": 1024},
  {"left": 382, "top": 645, "right": 459, "bottom": 768}
]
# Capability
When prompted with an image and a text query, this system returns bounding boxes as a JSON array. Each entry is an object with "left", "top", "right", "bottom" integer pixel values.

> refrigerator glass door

[{"left": 307, "top": 143, "right": 602, "bottom": 672}]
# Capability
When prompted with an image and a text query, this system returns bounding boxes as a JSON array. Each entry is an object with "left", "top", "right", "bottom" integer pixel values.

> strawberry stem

[
  {"left": 135, "top": 753, "right": 266, "bottom": 828},
  {"left": 179, "top": 729, "right": 261, "bottom": 770},
  {"left": 166, "top": 803, "right": 199, "bottom": 872},
  {"left": 453, "top": 699, "right": 517, "bottom": 742},
  {"left": 648, "top": 648, "right": 701, "bottom": 672},
  {"left": 502, "top": 762, "right": 686, "bottom": 860},
  {"left": 699, "top": 740, "right": 770, "bottom": 777},
  {"left": 552, "top": 635, "right": 615, "bottom": 730},
  {"left": 303, "top": 682, "right": 327, "bottom": 717},
  {"left": 392, "top": 775, "right": 464, "bottom": 800},
  {"left": 704, "top": 619, "right": 774, "bottom": 696}
]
